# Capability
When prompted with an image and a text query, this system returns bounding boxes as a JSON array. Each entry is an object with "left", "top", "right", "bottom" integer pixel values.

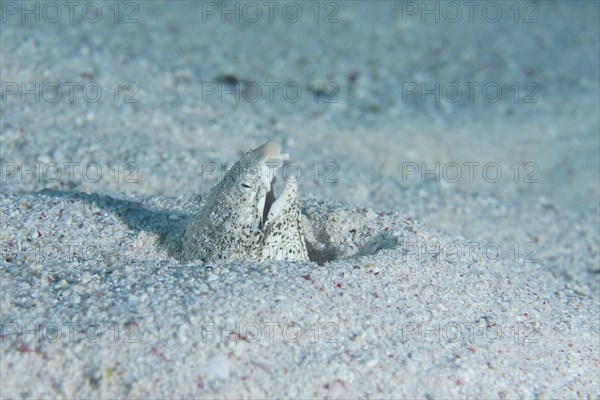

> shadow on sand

[{"left": 39, "top": 189, "right": 192, "bottom": 260}]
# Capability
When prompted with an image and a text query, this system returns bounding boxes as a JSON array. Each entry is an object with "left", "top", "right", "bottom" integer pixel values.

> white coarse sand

[
  {"left": 1, "top": 1, "right": 598, "bottom": 398},
  {"left": 0, "top": 190, "right": 597, "bottom": 398}
]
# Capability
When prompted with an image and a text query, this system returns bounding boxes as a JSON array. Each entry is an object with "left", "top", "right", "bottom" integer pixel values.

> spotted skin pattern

[
  {"left": 182, "top": 141, "right": 309, "bottom": 263},
  {"left": 260, "top": 180, "right": 308, "bottom": 261}
]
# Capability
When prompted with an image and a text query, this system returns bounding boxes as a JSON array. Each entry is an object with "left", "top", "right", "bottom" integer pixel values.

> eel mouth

[
  {"left": 263, "top": 177, "right": 277, "bottom": 224},
  {"left": 255, "top": 140, "right": 290, "bottom": 226},
  {"left": 261, "top": 174, "right": 297, "bottom": 228}
]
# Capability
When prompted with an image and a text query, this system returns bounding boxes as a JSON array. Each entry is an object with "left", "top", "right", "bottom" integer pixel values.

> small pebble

[
  {"left": 206, "top": 353, "right": 230, "bottom": 380},
  {"left": 364, "top": 358, "right": 378, "bottom": 368}
]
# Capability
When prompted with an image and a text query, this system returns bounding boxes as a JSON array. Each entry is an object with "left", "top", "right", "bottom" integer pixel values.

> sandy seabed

[{"left": 1, "top": 1, "right": 599, "bottom": 398}]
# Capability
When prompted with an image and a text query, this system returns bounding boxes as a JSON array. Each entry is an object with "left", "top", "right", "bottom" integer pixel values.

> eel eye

[{"left": 239, "top": 181, "right": 253, "bottom": 192}]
